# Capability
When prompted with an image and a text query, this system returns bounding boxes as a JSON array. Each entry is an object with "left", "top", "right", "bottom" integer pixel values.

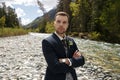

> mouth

[
  {"left": 56, "top": 28, "right": 65, "bottom": 34},
  {"left": 59, "top": 28, "right": 65, "bottom": 32}
]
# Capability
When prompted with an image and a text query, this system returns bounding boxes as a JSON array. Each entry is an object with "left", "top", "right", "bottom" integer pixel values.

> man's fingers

[{"left": 73, "top": 51, "right": 82, "bottom": 59}]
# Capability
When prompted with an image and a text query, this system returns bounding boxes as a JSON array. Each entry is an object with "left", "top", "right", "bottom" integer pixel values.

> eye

[
  {"left": 63, "top": 21, "right": 67, "bottom": 24},
  {"left": 56, "top": 20, "right": 61, "bottom": 23}
]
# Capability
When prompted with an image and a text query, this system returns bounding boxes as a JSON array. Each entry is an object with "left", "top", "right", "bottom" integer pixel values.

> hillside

[{"left": 25, "top": 8, "right": 56, "bottom": 28}]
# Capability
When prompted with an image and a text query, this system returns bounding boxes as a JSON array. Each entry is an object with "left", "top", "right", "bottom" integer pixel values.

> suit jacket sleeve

[
  {"left": 42, "top": 39, "right": 73, "bottom": 74},
  {"left": 69, "top": 39, "right": 85, "bottom": 68}
]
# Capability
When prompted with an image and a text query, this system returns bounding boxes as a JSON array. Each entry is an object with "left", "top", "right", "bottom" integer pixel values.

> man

[{"left": 42, "top": 12, "right": 85, "bottom": 80}]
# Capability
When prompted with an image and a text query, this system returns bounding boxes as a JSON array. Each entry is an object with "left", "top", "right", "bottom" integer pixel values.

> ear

[
  {"left": 53, "top": 21, "right": 55, "bottom": 26},
  {"left": 67, "top": 23, "right": 69, "bottom": 28}
]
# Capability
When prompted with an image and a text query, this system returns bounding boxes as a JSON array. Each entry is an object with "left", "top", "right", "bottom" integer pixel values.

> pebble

[{"left": 0, "top": 33, "right": 119, "bottom": 80}]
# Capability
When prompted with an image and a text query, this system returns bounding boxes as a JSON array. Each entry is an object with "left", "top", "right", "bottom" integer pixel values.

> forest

[
  {"left": 0, "top": 0, "right": 120, "bottom": 44},
  {"left": 0, "top": 2, "right": 30, "bottom": 36},
  {"left": 0, "top": 3, "right": 20, "bottom": 28},
  {"left": 54, "top": 0, "right": 120, "bottom": 44}
]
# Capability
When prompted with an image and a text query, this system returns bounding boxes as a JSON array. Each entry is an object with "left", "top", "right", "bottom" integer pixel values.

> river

[{"left": 0, "top": 32, "right": 119, "bottom": 80}]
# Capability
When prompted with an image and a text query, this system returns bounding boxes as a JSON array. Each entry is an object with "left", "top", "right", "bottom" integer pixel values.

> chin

[
  {"left": 56, "top": 31, "right": 65, "bottom": 34},
  {"left": 60, "top": 32, "right": 66, "bottom": 34}
]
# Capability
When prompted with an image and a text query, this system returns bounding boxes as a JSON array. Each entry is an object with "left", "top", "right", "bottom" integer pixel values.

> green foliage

[
  {"left": 0, "top": 16, "right": 5, "bottom": 29},
  {"left": 70, "top": 0, "right": 92, "bottom": 32},
  {"left": 0, "top": 28, "right": 29, "bottom": 37},
  {"left": 90, "top": 31, "right": 101, "bottom": 40},
  {"left": 97, "top": 0, "right": 120, "bottom": 43},
  {"left": 70, "top": 32, "right": 79, "bottom": 37},
  {"left": 57, "top": 0, "right": 71, "bottom": 14},
  {"left": 69, "top": 0, "right": 81, "bottom": 32},
  {"left": 38, "top": 19, "right": 46, "bottom": 33},
  {"left": 70, "top": 2, "right": 79, "bottom": 16},
  {"left": 57, "top": 0, "right": 72, "bottom": 31},
  {"left": 66, "top": 0, "right": 120, "bottom": 43},
  {"left": 0, "top": 3, "right": 19, "bottom": 28},
  {"left": 45, "top": 22, "right": 54, "bottom": 33}
]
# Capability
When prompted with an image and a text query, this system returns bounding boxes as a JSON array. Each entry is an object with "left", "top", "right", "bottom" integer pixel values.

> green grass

[
  {"left": 0, "top": 28, "right": 32, "bottom": 37},
  {"left": 84, "top": 52, "right": 120, "bottom": 73}
]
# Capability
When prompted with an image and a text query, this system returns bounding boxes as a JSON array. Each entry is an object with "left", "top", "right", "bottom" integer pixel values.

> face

[{"left": 54, "top": 15, "right": 69, "bottom": 34}]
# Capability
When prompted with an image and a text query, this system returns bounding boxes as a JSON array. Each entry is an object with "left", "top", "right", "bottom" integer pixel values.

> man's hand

[
  {"left": 59, "top": 50, "right": 82, "bottom": 66},
  {"left": 73, "top": 50, "right": 82, "bottom": 59}
]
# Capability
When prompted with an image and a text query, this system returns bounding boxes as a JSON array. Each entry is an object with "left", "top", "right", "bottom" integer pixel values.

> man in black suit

[{"left": 42, "top": 12, "right": 85, "bottom": 80}]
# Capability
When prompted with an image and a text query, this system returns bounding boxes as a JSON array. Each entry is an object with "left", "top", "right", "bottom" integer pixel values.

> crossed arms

[
  {"left": 42, "top": 39, "right": 85, "bottom": 74},
  {"left": 59, "top": 50, "right": 82, "bottom": 66}
]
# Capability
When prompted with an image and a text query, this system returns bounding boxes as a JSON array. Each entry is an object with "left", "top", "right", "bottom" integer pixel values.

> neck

[
  {"left": 55, "top": 32, "right": 65, "bottom": 38},
  {"left": 58, "top": 33, "right": 65, "bottom": 38}
]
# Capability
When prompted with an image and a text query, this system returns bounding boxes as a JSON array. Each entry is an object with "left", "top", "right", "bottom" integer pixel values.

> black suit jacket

[{"left": 42, "top": 33, "right": 85, "bottom": 80}]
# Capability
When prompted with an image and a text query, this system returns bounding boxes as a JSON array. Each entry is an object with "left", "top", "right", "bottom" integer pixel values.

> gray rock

[{"left": 0, "top": 33, "right": 119, "bottom": 80}]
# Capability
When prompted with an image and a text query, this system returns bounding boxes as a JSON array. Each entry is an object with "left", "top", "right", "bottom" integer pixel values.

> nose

[{"left": 59, "top": 22, "right": 63, "bottom": 25}]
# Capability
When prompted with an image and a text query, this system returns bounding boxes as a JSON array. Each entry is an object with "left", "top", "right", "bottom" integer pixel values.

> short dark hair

[{"left": 55, "top": 11, "right": 69, "bottom": 20}]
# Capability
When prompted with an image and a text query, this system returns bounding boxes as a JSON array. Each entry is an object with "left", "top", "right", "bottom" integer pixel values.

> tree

[
  {"left": 0, "top": 3, "right": 19, "bottom": 28},
  {"left": 37, "top": 0, "right": 48, "bottom": 33},
  {"left": 0, "top": 2, "right": 6, "bottom": 18},
  {"left": 57, "top": 0, "right": 72, "bottom": 32},
  {"left": 0, "top": 16, "right": 6, "bottom": 29},
  {"left": 99, "top": 0, "right": 120, "bottom": 43},
  {"left": 70, "top": 0, "right": 80, "bottom": 32}
]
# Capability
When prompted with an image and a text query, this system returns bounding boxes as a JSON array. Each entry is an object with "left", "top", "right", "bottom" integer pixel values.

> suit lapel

[
  {"left": 52, "top": 33, "right": 73, "bottom": 58},
  {"left": 52, "top": 33, "right": 66, "bottom": 53}
]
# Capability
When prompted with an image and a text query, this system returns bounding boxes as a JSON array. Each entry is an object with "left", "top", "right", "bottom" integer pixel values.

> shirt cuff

[{"left": 68, "top": 58, "right": 72, "bottom": 66}]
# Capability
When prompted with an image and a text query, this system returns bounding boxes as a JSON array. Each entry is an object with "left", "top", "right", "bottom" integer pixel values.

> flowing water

[
  {"left": 74, "top": 38, "right": 120, "bottom": 74},
  {"left": 31, "top": 32, "right": 120, "bottom": 74},
  {"left": 0, "top": 33, "right": 119, "bottom": 79}
]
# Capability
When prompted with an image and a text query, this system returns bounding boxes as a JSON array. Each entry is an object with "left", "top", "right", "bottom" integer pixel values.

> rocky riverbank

[{"left": 0, "top": 33, "right": 119, "bottom": 80}]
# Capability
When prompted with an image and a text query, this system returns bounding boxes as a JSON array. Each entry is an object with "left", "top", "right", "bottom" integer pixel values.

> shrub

[
  {"left": 90, "top": 31, "right": 101, "bottom": 40},
  {"left": 70, "top": 32, "right": 79, "bottom": 37},
  {"left": 0, "top": 28, "right": 29, "bottom": 37},
  {"left": 45, "top": 22, "right": 54, "bottom": 33}
]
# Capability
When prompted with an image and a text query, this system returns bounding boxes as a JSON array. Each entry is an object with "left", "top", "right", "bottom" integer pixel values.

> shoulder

[
  {"left": 66, "top": 36, "right": 74, "bottom": 41},
  {"left": 42, "top": 34, "right": 52, "bottom": 42},
  {"left": 66, "top": 36, "right": 77, "bottom": 46},
  {"left": 42, "top": 33, "right": 55, "bottom": 44}
]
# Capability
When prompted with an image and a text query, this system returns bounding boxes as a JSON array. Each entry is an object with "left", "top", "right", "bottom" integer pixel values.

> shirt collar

[{"left": 54, "top": 32, "right": 66, "bottom": 40}]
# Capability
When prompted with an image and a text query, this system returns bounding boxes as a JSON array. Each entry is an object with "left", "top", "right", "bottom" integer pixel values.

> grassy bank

[
  {"left": 84, "top": 51, "right": 120, "bottom": 74},
  {"left": 0, "top": 28, "right": 33, "bottom": 37}
]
